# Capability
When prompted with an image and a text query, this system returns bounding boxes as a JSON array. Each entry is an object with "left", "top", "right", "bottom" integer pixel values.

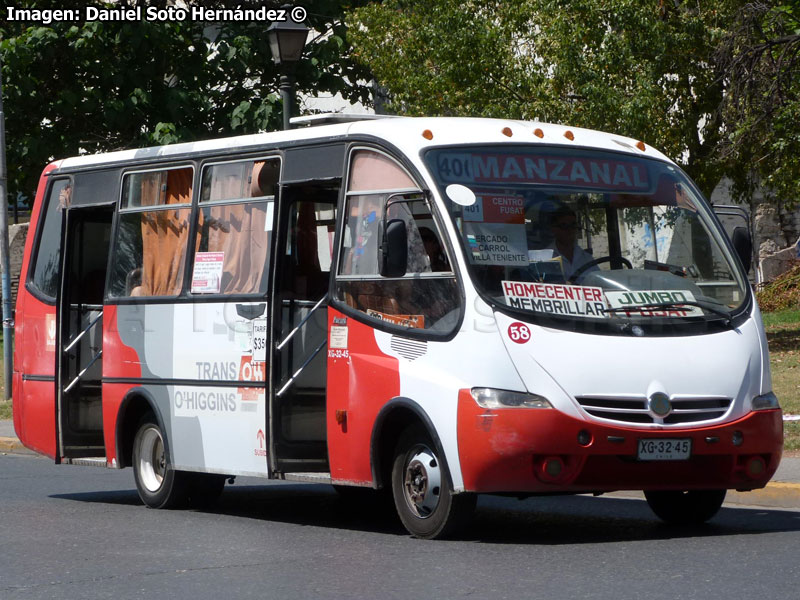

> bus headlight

[
  {"left": 471, "top": 388, "right": 552, "bottom": 409},
  {"left": 752, "top": 391, "right": 780, "bottom": 411}
]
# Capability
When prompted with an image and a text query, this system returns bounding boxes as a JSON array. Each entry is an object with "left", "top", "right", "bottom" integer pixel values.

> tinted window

[{"left": 29, "top": 178, "right": 71, "bottom": 300}]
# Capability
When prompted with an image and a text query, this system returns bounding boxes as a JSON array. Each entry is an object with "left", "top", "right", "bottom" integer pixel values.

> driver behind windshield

[{"left": 543, "top": 204, "right": 596, "bottom": 280}]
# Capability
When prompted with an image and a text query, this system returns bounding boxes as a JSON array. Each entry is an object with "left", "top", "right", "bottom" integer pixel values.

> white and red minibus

[{"left": 13, "top": 116, "right": 782, "bottom": 538}]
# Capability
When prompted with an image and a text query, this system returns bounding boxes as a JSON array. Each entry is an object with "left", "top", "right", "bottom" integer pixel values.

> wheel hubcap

[
  {"left": 403, "top": 446, "right": 442, "bottom": 518},
  {"left": 138, "top": 427, "right": 165, "bottom": 493}
]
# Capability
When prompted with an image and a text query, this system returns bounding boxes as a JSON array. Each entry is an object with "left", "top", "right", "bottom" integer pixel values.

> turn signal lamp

[
  {"left": 752, "top": 391, "right": 780, "bottom": 411},
  {"left": 471, "top": 388, "right": 552, "bottom": 409}
]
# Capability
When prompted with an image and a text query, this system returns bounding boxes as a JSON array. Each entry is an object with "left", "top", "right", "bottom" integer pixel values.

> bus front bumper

[{"left": 456, "top": 390, "right": 783, "bottom": 494}]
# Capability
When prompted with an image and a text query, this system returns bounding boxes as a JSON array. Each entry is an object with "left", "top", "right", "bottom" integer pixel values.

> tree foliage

[
  {"left": 716, "top": 1, "right": 800, "bottom": 206},
  {"left": 349, "top": 0, "right": 799, "bottom": 203},
  {"left": 1, "top": 0, "right": 372, "bottom": 202}
]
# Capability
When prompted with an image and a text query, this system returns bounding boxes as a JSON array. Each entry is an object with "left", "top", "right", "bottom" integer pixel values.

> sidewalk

[{"left": 1, "top": 419, "right": 798, "bottom": 509}]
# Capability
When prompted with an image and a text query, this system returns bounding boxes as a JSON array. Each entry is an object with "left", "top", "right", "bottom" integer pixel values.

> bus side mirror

[
  {"left": 731, "top": 226, "right": 752, "bottom": 272},
  {"left": 381, "top": 218, "right": 407, "bottom": 278}
]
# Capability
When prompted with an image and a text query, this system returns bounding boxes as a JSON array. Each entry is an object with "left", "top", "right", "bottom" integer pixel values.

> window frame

[
  {"left": 107, "top": 164, "right": 196, "bottom": 300},
  {"left": 186, "top": 155, "right": 281, "bottom": 299},
  {"left": 332, "top": 145, "right": 464, "bottom": 339}
]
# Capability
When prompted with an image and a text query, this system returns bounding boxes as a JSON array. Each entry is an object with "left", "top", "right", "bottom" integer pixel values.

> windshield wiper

[{"left": 604, "top": 301, "right": 733, "bottom": 327}]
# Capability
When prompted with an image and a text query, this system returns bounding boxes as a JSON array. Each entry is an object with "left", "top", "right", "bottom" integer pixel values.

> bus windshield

[{"left": 425, "top": 145, "right": 748, "bottom": 326}]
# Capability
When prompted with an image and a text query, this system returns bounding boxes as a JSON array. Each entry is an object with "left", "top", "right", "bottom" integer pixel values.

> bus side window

[
  {"left": 108, "top": 167, "right": 193, "bottom": 298},
  {"left": 190, "top": 158, "right": 278, "bottom": 296},
  {"left": 28, "top": 178, "right": 71, "bottom": 301},
  {"left": 336, "top": 149, "right": 459, "bottom": 332}
]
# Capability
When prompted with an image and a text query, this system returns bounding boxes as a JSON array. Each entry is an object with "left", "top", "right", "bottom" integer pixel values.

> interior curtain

[
  {"left": 140, "top": 169, "right": 192, "bottom": 295},
  {"left": 200, "top": 161, "right": 272, "bottom": 294}
]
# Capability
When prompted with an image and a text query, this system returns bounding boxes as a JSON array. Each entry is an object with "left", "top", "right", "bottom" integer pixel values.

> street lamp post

[{"left": 266, "top": 9, "right": 309, "bottom": 130}]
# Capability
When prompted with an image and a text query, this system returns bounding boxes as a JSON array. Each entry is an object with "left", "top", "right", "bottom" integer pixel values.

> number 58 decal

[{"left": 508, "top": 322, "right": 531, "bottom": 344}]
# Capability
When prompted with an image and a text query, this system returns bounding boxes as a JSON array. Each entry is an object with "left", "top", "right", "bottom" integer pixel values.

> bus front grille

[{"left": 576, "top": 395, "right": 732, "bottom": 425}]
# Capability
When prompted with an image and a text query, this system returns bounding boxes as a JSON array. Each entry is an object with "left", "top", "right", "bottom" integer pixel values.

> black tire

[
  {"left": 391, "top": 425, "right": 476, "bottom": 539},
  {"left": 132, "top": 418, "right": 188, "bottom": 509},
  {"left": 644, "top": 489, "right": 726, "bottom": 525}
]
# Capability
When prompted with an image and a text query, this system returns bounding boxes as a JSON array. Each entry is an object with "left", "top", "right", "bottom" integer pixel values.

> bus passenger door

[
  {"left": 269, "top": 184, "right": 338, "bottom": 475},
  {"left": 56, "top": 206, "right": 114, "bottom": 459}
]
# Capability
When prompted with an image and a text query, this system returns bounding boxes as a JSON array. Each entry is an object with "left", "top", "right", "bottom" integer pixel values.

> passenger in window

[
  {"left": 419, "top": 227, "right": 449, "bottom": 272},
  {"left": 126, "top": 268, "right": 143, "bottom": 297},
  {"left": 546, "top": 204, "right": 595, "bottom": 280}
]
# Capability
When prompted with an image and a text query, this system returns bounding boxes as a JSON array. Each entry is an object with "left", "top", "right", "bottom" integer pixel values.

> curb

[
  {"left": 0, "top": 436, "right": 33, "bottom": 455},
  {"left": 608, "top": 484, "right": 800, "bottom": 511},
  {"left": 727, "top": 483, "right": 800, "bottom": 510}
]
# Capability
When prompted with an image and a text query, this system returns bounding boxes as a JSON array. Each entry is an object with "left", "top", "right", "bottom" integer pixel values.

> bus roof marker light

[
  {"left": 636, "top": 141, "right": 646, "bottom": 151},
  {"left": 502, "top": 127, "right": 513, "bottom": 137},
  {"left": 422, "top": 129, "right": 434, "bottom": 140},
  {"left": 446, "top": 184, "right": 477, "bottom": 207},
  {"left": 533, "top": 128, "right": 544, "bottom": 138},
  {"left": 564, "top": 130, "right": 575, "bottom": 141}
]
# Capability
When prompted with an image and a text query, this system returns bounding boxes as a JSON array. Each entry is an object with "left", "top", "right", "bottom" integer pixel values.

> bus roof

[{"left": 56, "top": 116, "right": 672, "bottom": 171}]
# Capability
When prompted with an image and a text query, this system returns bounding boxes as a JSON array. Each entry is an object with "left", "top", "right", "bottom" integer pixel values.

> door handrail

[
  {"left": 276, "top": 294, "right": 327, "bottom": 351},
  {"left": 63, "top": 311, "right": 103, "bottom": 354},
  {"left": 276, "top": 339, "right": 327, "bottom": 398},
  {"left": 64, "top": 349, "right": 103, "bottom": 394}
]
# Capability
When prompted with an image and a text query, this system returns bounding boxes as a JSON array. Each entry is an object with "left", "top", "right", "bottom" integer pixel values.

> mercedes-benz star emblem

[{"left": 648, "top": 392, "right": 672, "bottom": 417}]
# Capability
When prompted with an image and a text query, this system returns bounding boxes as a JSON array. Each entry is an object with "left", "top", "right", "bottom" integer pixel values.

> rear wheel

[
  {"left": 644, "top": 489, "right": 726, "bottom": 525},
  {"left": 133, "top": 418, "right": 188, "bottom": 509},
  {"left": 391, "top": 425, "right": 475, "bottom": 539}
]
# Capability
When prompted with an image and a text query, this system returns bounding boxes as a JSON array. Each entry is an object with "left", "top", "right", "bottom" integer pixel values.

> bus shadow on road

[
  {"left": 466, "top": 494, "right": 800, "bottom": 545},
  {"left": 52, "top": 482, "right": 800, "bottom": 544}
]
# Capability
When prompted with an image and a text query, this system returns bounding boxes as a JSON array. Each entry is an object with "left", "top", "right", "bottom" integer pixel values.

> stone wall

[
  {"left": 7, "top": 223, "right": 28, "bottom": 307},
  {"left": 711, "top": 178, "right": 799, "bottom": 283}
]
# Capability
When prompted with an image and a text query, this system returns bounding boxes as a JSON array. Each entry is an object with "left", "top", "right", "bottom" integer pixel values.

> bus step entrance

[
  {"left": 273, "top": 295, "right": 329, "bottom": 472},
  {"left": 58, "top": 303, "right": 106, "bottom": 458},
  {"left": 282, "top": 472, "right": 332, "bottom": 484},
  {"left": 62, "top": 457, "right": 109, "bottom": 468}
]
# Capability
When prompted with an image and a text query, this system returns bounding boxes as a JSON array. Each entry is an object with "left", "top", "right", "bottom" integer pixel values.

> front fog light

[
  {"left": 752, "top": 392, "right": 780, "bottom": 411},
  {"left": 471, "top": 388, "right": 552, "bottom": 409}
]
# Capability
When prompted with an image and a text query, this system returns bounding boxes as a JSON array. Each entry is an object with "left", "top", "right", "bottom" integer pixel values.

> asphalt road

[{"left": 2, "top": 453, "right": 800, "bottom": 600}]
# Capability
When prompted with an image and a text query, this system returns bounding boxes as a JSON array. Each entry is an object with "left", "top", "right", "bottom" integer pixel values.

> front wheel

[
  {"left": 391, "top": 425, "right": 476, "bottom": 539},
  {"left": 644, "top": 489, "right": 726, "bottom": 525},
  {"left": 133, "top": 418, "right": 188, "bottom": 509}
]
